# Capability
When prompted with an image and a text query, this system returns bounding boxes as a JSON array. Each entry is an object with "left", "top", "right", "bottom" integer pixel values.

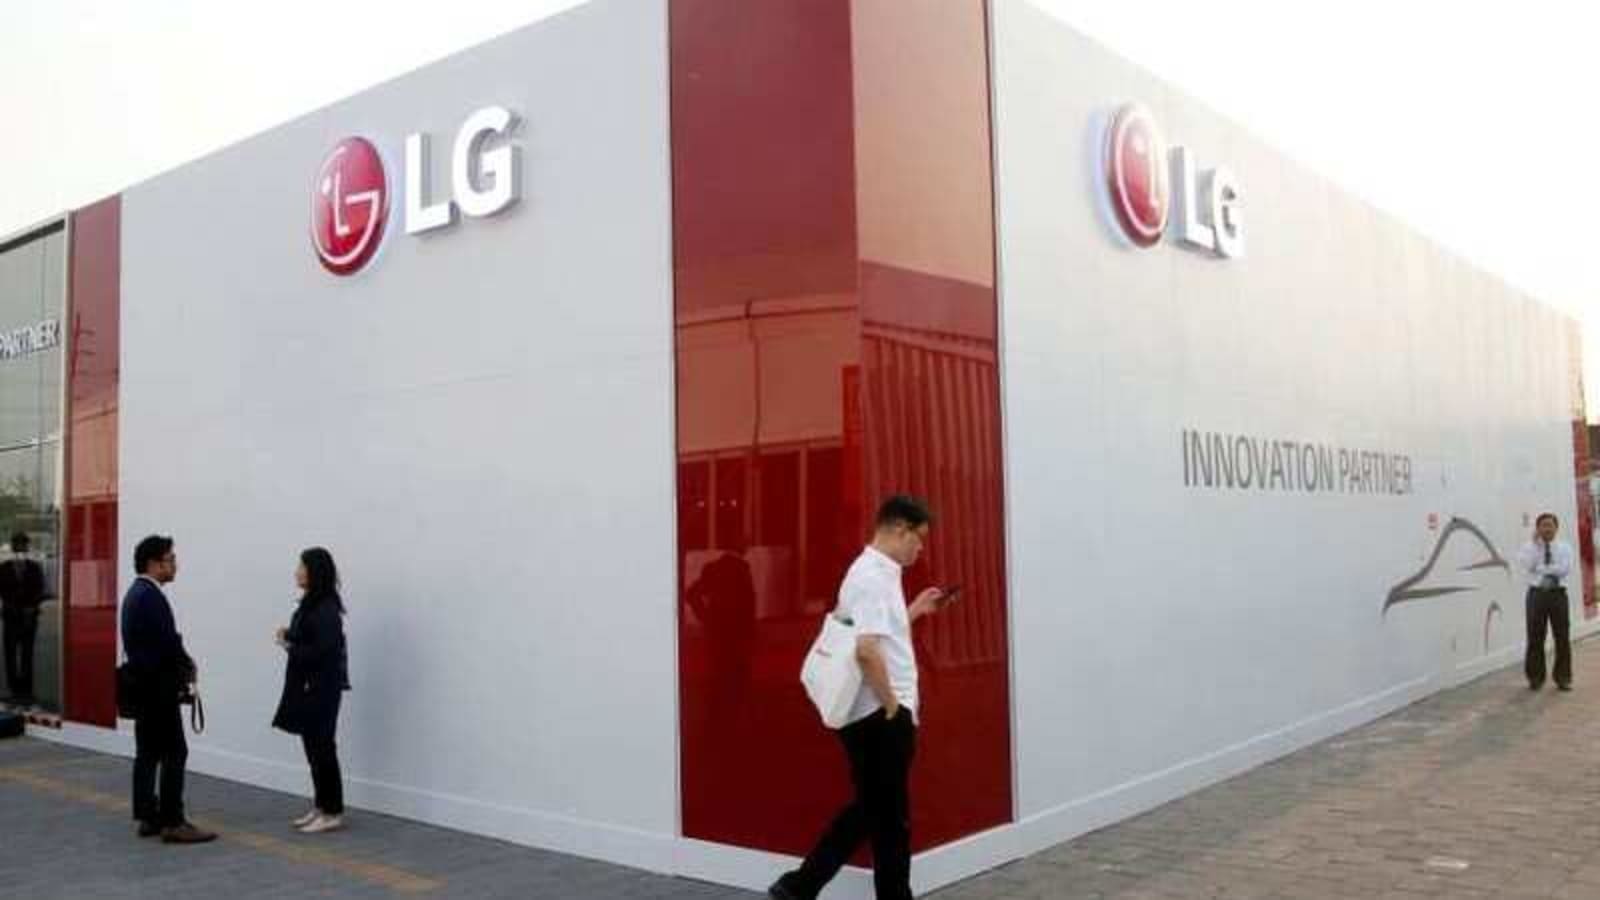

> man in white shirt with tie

[{"left": 1520, "top": 512, "right": 1576, "bottom": 691}]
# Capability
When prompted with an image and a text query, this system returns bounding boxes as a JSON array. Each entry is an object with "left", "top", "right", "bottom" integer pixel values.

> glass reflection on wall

[
  {"left": 672, "top": 0, "right": 1010, "bottom": 854},
  {"left": 672, "top": 0, "right": 864, "bottom": 853},
  {"left": 0, "top": 225, "right": 67, "bottom": 714}
]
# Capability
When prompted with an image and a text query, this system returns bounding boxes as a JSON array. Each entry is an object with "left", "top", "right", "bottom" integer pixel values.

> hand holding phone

[{"left": 912, "top": 586, "right": 956, "bottom": 619}]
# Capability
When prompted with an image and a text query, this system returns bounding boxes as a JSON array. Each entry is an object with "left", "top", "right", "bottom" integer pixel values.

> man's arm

[
  {"left": 855, "top": 635, "right": 899, "bottom": 718},
  {"left": 909, "top": 586, "right": 954, "bottom": 623},
  {"left": 150, "top": 593, "right": 194, "bottom": 682},
  {"left": 1547, "top": 544, "right": 1575, "bottom": 580},
  {"left": 1525, "top": 543, "right": 1571, "bottom": 580},
  {"left": 847, "top": 577, "right": 900, "bottom": 717},
  {"left": 1517, "top": 543, "right": 1540, "bottom": 579},
  {"left": 25, "top": 562, "right": 46, "bottom": 607}
]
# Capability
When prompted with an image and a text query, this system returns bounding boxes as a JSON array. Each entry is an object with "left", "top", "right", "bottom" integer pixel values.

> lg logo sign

[
  {"left": 312, "top": 137, "right": 388, "bottom": 276},
  {"left": 1102, "top": 104, "right": 1243, "bottom": 259},
  {"left": 311, "top": 106, "right": 522, "bottom": 277}
]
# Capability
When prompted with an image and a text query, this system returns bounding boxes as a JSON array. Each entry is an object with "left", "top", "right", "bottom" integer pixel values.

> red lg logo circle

[
  {"left": 311, "top": 137, "right": 389, "bottom": 276},
  {"left": 1105, "top": 105, "right": 1168, "bottom": 248}
]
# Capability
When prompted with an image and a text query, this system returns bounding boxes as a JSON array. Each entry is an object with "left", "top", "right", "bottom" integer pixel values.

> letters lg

[{"left": 405, "top": 106, "right": 522, "bottom": 235}]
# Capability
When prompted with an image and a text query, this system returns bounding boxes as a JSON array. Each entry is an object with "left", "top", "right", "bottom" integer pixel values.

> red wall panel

[
  {"left": 672, "top": 0, "right": 1010, "bottom": 855},
  {"left": 62, "top": 197, "right": 120, "bottom": 728}
]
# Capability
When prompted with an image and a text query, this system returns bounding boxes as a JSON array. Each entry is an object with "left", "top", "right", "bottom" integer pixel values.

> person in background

[
  {"left": 121, "top": 535, "right": 215, "bottom": 844},
  {"left": 0, "top": 532, "right": 47, "bottom": 706},
  {"left": 684, "top": 537, "right": 757, "bottom": 721},
  {"left": 770, "top": 495, "right": 958, "bottom": 900},
  {"left": 273, "top": 547, "right": 351, "bottom": 834},
  {"left": 1520, "top": 512, "right": 1576, "bottom": 692}
]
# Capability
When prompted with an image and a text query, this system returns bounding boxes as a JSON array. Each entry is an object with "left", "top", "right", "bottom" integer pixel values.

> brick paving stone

[{"left": 931, "top": 636, "right": 1600, "bottom": 899}]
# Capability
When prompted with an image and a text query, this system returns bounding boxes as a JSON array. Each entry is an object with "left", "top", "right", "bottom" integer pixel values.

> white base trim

[
  {"left": 36, "top": 637, "right": 1586, "bottom": 895},
  {"left": 32, "top": 720, "right": 134, "bottom": 756},
  {"left": 672, "top": 838, "right": 879, "bottom": 898},
  {"left": 36, "top": 721, "right": 678, "bottom": 874},
  {"left": 201, "top": 745, "right": 682, "bottom": 874}
]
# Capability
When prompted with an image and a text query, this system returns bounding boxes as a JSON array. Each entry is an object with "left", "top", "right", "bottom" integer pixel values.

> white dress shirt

[
  {"left": 1518, "top": 538, "right": 1575, "bottom": 589},
  {"left": 836, "top": 545, "right": 919, "bottom": 725}
]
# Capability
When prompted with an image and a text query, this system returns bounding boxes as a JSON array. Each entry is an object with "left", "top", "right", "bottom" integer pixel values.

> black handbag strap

[{"left": 188, "top": 692, "right": 205, "bottom": 735}]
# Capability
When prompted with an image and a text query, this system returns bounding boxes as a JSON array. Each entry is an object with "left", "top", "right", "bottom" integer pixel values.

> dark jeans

[
  {"left": 1526, "top": 586, "right": 1573, "bottom": 687},
  {"left": 132, "top": 700, "right": 188, "bottom": 827},
  {"left": 301, "top": 728, "right": 344, "bottom": 815},
  {"left": 2, "top": 610, "right": 38, "bottom": 700},
  {"left": 780, "top": 709, "right": 918, "bottom": 900}
]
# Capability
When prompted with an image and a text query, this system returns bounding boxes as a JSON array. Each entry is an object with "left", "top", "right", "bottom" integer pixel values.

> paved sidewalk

[
  {"left": 938, "top": 639, "right": 1600, "bottom": 900},
  {"left": 4, "top": 641, "right": 1599, "bottom": 898}
]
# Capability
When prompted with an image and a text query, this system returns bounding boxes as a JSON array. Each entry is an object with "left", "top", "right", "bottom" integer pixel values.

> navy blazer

[{"left": 120, "top": 577, "right": 195, "bottom": 697}]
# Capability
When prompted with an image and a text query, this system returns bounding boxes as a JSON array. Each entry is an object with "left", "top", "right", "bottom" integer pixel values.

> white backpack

[{"left": 800, "top": 611, "right": 863, "bottom": 729}]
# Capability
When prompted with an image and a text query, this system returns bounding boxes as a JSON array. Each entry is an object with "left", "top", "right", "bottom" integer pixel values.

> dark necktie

[{"left": 1545, "top": 542, "right": 1553, "bottom": 565}]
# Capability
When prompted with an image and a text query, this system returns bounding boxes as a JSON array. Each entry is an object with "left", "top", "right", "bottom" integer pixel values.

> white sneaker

[
  {"left": 292, "top": 808, "right": 320, "bottom": 828},
  {"left": 299, "top": 814, "right": 345, "bottom": 834}
]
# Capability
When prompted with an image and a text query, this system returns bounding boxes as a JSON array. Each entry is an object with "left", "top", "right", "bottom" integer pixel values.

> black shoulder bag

[{"left": 115, "top": 663, "right": 141, "bottom": 719}]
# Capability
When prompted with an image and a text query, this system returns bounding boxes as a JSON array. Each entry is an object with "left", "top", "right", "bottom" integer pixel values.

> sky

[{"left": 5, "top": 0, "right": 1597, "bottom": 411}]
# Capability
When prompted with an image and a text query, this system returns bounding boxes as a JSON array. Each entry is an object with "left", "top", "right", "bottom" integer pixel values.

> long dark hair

[{"left": 300, "top": 547, "right": 345, "bottom": 614}]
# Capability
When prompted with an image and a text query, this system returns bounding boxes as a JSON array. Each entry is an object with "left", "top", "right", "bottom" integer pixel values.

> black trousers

[
  {"left": 781, "top": 710, "right": 917, "bottom": 900},
  {"left": 301, "top": 729, "right": 344, "bottom": 815},
  {"left": 2, "top": 610, "right": 38, "bottom": 700},
  {"left": 1526, "top": 586, "right": 1573, "bottom": 687},
  {"left": 132, "top": 700, "right": 187, "bottom": 827}
]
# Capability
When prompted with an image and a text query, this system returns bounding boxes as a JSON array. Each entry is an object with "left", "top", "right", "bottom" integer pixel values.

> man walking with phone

[
  {"left": 1521, "top": 512, "right": 1576, "bottom": 692},
  {"left": 771, "top": 495, "right": 956, "bottom": 900}
]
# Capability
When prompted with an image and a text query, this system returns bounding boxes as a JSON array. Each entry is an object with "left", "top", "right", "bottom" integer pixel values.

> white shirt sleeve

[
  {"left": 1523, "top": 540, "right": 1575, "bottom": 583},
  {"left": 1518, "top": 542, "right": 1541, "bottom": 579},
  {"left": 1547, "top": 542, "right": 1574, "bottom": 580},
  {"left": 850, "top": 575, "right": 894, "bottom": 638}
]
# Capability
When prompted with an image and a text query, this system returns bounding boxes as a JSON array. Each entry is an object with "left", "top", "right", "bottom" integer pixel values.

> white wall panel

[
  {"left": 117, "top": 0, "right": 679, "bottom": 871},
  {"left": 993, "top": 0, "right": 1587, "bottom": 851}
]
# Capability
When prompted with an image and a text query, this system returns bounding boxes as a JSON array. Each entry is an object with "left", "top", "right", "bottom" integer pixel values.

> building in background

[{"left": 3, "top": 1, "right": 1589, "bottom": 894}]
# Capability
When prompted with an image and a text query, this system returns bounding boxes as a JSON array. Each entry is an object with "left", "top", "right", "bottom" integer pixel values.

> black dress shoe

[
  {"left": 161, "top": 822, "right": 218, "bottom": 844},
  {"left": 1558, "top": 683, "right": 1573, "bottom": 692},
  {"left": 137, "top": 820, "right": 163, "bottom": 838},
  {"left": 768, "top": 879, "right": 805, "bottom": 900},
  {"left": 1529, "top": 681, "right": 1544, "bottom": 691}
]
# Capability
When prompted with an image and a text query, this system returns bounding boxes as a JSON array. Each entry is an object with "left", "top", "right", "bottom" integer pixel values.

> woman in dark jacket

[{"left": 273, "top": 547, "right": 350, "bottom": 833}]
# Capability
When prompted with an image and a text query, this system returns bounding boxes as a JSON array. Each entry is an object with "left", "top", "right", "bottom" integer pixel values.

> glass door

[{"left": 0, "top": 221, "right": 67, "bottom": 716}]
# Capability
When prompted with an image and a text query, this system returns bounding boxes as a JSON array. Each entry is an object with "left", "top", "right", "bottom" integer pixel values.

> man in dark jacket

[
  {"left": 0, "top": 532, "right": 47, "bottom": 705},
  {"left": 120, "top": 535, "right": 215, "bottom": 844}
]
